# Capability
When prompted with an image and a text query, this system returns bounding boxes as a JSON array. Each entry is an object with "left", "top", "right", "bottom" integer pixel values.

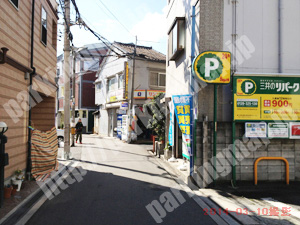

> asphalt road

[{"left": 26, "top": 135, "right": 217, "bottom": 225}]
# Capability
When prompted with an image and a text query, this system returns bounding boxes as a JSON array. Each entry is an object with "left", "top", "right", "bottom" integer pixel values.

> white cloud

[{"left": 130, "top": 7, "right": 167, "bottom": 43}]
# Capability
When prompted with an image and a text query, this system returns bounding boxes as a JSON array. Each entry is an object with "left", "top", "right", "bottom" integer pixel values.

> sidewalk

[
  {"left": 0, "top": 138, "right": 87, "bottom": 224},
  {"left": 0, "top": 163, "right": 66, "bottom": 224},
  {"left": 158, "top": 153, "right": 300, "bottom": 225}
]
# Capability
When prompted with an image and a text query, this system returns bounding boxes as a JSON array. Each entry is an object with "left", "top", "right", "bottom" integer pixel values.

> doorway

[
  {"left": 109, "top": 110, "right": 114, "bottom": 137},
  {"left": 174, "top": 115, "right": 182, "bottom": 158}
]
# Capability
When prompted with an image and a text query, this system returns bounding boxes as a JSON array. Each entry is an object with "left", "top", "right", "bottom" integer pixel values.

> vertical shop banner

[
  {"left": 124, "top": 62, "right": 129, "bottom": 99},
  {"left": 168, "top": 101, "right": 174, "bottom": 146},
  {"left": 117, "top": 115, "right": 123, "bottom": 139},
  {"left": 173, "top": 95, "right": 193, "bottom": 159}
]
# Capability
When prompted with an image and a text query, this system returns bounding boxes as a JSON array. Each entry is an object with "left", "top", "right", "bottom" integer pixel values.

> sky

[{"left": 57, "top": 0, "right": 168, "bottom": 56}]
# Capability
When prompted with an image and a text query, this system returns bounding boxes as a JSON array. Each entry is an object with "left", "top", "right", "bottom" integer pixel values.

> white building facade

[
  {"left": 95, "top": 42, "right": 166, "bottom": 139},
  {"left": 166, "top": 0, "right": 300, "bottom": 186}
]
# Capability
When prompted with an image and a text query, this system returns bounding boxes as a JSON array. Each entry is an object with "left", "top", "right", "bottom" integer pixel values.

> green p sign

[{"left": 192, "top": 51, "right": 231, "bottom": 84}]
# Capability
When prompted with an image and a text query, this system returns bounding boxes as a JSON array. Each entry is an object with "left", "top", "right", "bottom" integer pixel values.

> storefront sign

[
  {"left": 290, "top": 122, "right": 300, "bottom": 139},
  {"left": 107, "top": 89, "right": 123, "bottom": 103},
  {"left": 116, "top": 109, "right": 127, "bottom": 115},
  {"left": 124, "top": 62, "right": 129, "bottom": 99},
  {"left": 147, "top": 90, "right": 165, "bottom": 99},
  {"left": 117, "top": 115, "right": 123, "bottom": 139},
  {"left": 133, "top": 90, "right": 165, "bottom": 99},
  {"left": 173, "top": 95, "right": 193, "bottom": 159},
  {"left": 134, "top": 90, "right": 146, "bottom": 99},
  {"left": 234, "top": 76, "right": 300, "bottom": 121},
  {"left": 192, "top": 51, "right": 231, "bottom": 84},
  {"left": 268, "top": 123, "right": 289, "bottom": 138},
  {"left": 245, "top": 122, "right": 267, "bottom": 138},
  {"left": 120, "top": 102, "right": 128, "bottom": 110},
  {"left": 121, "top": 115, "right": 129, "bottom": 141}
]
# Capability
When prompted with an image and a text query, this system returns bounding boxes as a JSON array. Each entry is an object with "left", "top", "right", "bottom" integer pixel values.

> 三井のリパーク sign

[
  {"left": 192, "top": 51, "right": 231, "bottom": 84},
  {"left": 234, "top": 75, "right": 300, "bottom": 121}
]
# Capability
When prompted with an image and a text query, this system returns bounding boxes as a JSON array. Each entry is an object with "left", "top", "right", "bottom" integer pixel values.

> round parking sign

[{"left": 192, "top": 51, "right": 231, "bottom": 84}]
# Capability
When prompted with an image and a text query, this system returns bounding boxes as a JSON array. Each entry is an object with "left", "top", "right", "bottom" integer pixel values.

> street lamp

[
  {"left": 0, "top": 122, "right": 8, "bottom": 208},
  {"left": 0, "top": 122, "right": 8, "bottom": 134}
]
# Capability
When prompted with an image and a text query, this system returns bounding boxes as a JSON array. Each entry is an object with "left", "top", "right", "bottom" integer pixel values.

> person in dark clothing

[{"left": 75, "top": 118, "right": 84, "bottom": 144}]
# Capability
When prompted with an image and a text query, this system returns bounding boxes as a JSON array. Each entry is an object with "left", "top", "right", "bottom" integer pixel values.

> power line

[
  {"left": 96, "top": 0, "right": 133, "bottom": 36},
  {"left": 58, "top": 0, "right": 74, "bottom": 46},
  {"left": 70, "top": 0, "right": 128, "bottom": 57}
]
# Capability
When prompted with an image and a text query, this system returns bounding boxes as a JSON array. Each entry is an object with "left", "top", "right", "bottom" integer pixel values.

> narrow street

[{"left": 25, "top": 135, "right": 218, "bottom": 225}]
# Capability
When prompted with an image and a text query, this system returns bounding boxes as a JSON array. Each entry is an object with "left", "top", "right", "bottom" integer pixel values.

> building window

[
  {"left": 60, "top": 86, "right": 64, "bottom": 97},
  {"left": 57, "top": 68, "right": 60, "bottom": 76},
  {"left": 75, "top": 111, "right": 79, "bottom": 118},
  {"left": 52, "top": 20, "right": 57, "bottom": 49},
  {"left": 96, "top": 83, "right": 102, "bottom": 92},
  {"left": 41, "top": 7, "right": 47, "bottom": 45},
  {"left": 118, "top": 74, "right": 124, "bottom": 89},
  {"left": 108, "top": 77, "right": 116, "bottom": 92},
  {"left": 9, "top": 0, "right": 19, "bottom": 9},
  {"left": 82, "top": 111, "right": 87, "bottom": 118},
  {"left": 150, "top": 72, "right": 166, "bottom": 87},
  {"left": 168, "top": 18, "right": 185, "bottom": 61}
]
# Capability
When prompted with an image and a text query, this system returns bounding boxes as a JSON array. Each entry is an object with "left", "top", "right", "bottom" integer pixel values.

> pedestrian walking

[{"left": 75, "top": 118, "right": 84, "bottom": 144}]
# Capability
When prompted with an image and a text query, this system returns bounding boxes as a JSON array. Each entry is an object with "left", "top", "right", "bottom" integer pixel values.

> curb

[
  {"left": 150, "top": 152, "right": 240, "bottom": 225},
  {"left": 155, "top": 153, "right": 263, "bottom": 224}
]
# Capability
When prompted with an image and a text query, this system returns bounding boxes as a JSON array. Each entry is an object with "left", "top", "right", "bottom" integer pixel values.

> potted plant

[
  {"left": 164, "top": 142, "right": 171, "bottom": 151},
  {"left": 11, "top": 169, "right": 24, "bottom": 191},
  {"left": 11, "top": 184, "right": 18, "bottom": 195},
  {"left": 143, "top": 93, "right": 166, "bottom": 144},
  {"left": 4, "top": 184, "right": 13, "bottom": 199}
]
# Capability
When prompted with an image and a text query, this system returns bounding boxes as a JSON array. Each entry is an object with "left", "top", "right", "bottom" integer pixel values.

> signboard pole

[
  {"left": 213, "top": 84, "right": 218, "bottom": 185},
  {"left": 232, "top": 79, "right": 236, "bottom": 186},
  {"left": 190, "top": 5, "right": 196, "bottom": 176},
  {"left": 232, "top": 121, "right": 236, "bottom": 186}
]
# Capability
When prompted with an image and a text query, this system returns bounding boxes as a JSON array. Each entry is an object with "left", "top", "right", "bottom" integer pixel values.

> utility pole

[
  {"left": 63, "top": 0, "right": 71, "bottom": 159},
  {"left": 128, "top": 36, "right": 137, "bottom": 143},
  {"left": 71, "top": 49, "right": 76, "bottom": 147}
]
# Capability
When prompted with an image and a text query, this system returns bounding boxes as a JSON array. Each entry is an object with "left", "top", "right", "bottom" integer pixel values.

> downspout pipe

[
  {"left": 0, "top": 47, "right": 9, "bottom": 64},
  {"left": 231, "top": 0, "right": 237, "bottom": 187},
  {"left": 278, "top": 0, "right": 282, "bottom": 73},
  {"left": 190, "top": 4, "right": 196, "bottom": 177},
  {"left": 27, "top": 0, "right": 36, "bottom": 179}
]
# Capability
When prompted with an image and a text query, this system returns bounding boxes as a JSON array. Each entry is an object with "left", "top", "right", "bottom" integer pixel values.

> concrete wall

[
  {"left": 194, "top": 121, "right": 300, "bottom": 186},
  {"left": 166, "top": 0, "right": 230, "bottom": 121},
  {"left": 99, "top": 108, "right": 109, "bottom": 136}
]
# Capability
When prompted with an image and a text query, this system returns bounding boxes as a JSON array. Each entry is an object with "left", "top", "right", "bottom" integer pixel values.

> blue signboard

[
  {"left": 117, "top": 114, "right": 123, "bottom": 139},
  {"left": 173, "top": 95, "right": 193, "bottom": 160},
  {"left": 168, "top": 101, "right": 174, "bottom": 146}
]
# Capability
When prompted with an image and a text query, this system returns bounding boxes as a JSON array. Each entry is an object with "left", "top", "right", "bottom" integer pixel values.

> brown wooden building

[{"left": 0, "top": 0, "right": 58, "bottom": 178}]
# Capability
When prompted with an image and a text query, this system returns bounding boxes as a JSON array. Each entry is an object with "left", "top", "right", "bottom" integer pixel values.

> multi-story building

[
  {"left": 95, "top": 42, "right": 166, "bottom": 140},
  {"left": 56, "top": 43, "right": 107, "bottom": 133},
  {"left": 0, "top": 0, "right": 58, "bottom": 178},
  {"left": 166, "top": 0, "right": 300, "bottom": 186}
]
